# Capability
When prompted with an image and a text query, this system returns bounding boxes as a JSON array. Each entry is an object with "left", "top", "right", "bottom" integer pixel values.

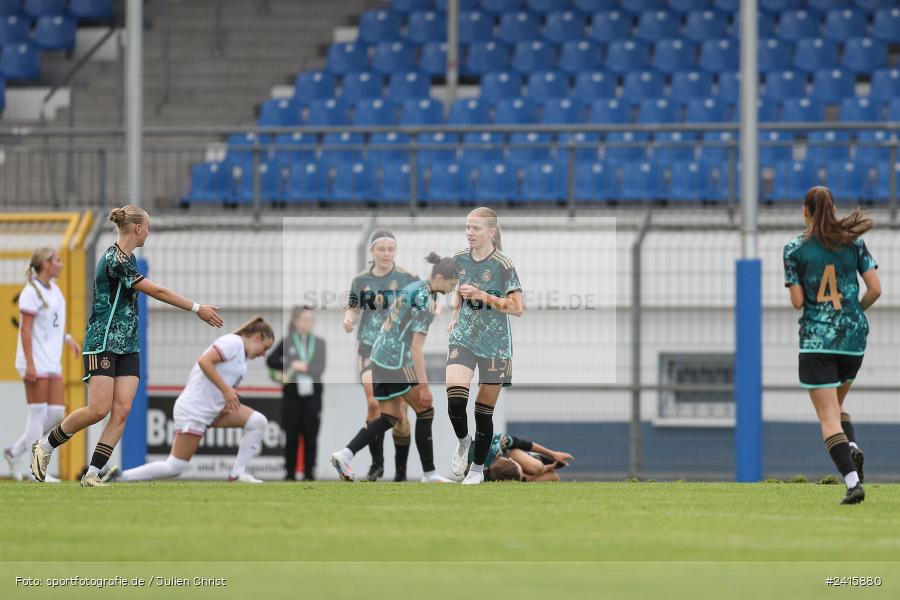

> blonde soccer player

[
  {"left": 4, "top": 248, "right": 81, "bottom": 481},
  {"left": 31, "top": 205, "right": 224, "bottom": 487},
  {"left": 446, "top": 207, "right": 524, "bottom": 485}
]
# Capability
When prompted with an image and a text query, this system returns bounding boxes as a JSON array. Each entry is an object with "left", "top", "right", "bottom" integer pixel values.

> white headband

[{"left": 370, "top": 236, "right": 395, "bottom": 248}]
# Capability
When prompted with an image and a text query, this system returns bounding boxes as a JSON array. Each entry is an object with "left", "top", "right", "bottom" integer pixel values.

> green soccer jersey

[
  {"left": 468, "top": 432, "right": 509, "bottom": 468},
  {"left": 83, "top": 244, "right": 145, "bottom": 355},
  {"left": 348, "top": 265, "right": 419, "bottom": 350},
  {"left": 783, "top": 234, "right": 877, "bottom": 355},
  {"left": 449, "top": 248, "right": 522, "bottom": 359},
  {"left": 370, "top": 280, "right": 437, "bottom": 370}
]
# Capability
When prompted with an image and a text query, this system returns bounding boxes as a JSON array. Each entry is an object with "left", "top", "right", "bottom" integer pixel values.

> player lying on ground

[{"left": 467, "top": 433, "right": 573, "bottom": 482}]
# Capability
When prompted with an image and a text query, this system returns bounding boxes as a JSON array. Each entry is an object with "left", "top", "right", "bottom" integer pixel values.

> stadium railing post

[
  {"left": 735, "top": 258, "right": 762, "bottom": 482},
  {"left": 122, "top": 259, "right": 149, "bottom": 470}
]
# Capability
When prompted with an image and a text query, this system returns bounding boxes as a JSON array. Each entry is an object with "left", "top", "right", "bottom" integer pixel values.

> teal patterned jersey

[
  {"left": 468, "top": 432, "right": 509, "bottom": 468},
  {"left": 449, "top": 248, "right": 522, "bottom": 359},
  {"left": 83, "top": 245, "right": 145, "bottom": 355},
  {"left": 370, "top": 280, "right": 438, "bottom": 370},
  {"left": 348, "top": 265, "right": 419, "bottom": 351},
  {"left": 783, "top": 234, "right": 877, "bottom": 355}
]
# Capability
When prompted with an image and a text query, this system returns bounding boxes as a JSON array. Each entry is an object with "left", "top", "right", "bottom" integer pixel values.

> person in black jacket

[{"left": 267, "top": 305, "right": 326, "bottom": 481}]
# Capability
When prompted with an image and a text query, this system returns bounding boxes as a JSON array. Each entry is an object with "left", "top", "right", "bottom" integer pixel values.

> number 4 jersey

[{"left": 783, "top": 234, "right": 877, "bottom": 354}]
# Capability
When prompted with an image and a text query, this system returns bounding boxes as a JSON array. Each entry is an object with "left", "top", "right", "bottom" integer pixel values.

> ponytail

[
  {"left": 468, "top": 207, "right": 502, "bottom": 250},
  {"left": 803, "top": 186, "right": 873, "bottom": 250},
  {"left": 26, "top": 247, "right": 55, "bottom": 308},
  {"left": 109, "top": 205, "right": 148, "bottom": 229},
  {"left": 234, "top": 316, "right": 274, "bottom": 341}
]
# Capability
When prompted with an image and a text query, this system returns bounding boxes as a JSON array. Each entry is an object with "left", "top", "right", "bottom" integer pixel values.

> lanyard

[{"left": 291, "top": 333, "right": 315, "bottom": 362}]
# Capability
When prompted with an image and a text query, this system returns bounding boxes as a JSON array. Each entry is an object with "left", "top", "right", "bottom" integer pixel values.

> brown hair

[
  {"left": 424, "top": 252, "right": 459, "bottom": 280},
  {"left": 234, "top": 316, "right": 275, "bottom": 341},
  {"left": 803, "top": 186, "right": 873, "bottom": 251},
  {"left": 468, "top": 207, "right": 502, "bottom": 250},
  {"left": 109, "top": 205, "right": 148, "bottom": 229},
  {"left": 26, "top": 247, "right": 56, "bottom": 308},
  {"left": 485, "top": 457, "right": 521, "bottom": 482},
  {"left": 288, "top": 305, "right": 315, "bottom": 333}
]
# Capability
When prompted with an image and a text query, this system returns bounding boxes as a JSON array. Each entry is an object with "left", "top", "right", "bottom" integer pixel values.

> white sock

[
  {"left": 469, "top": 463, "right": 484, "bottom": 474},
  {"left": 43, "top": 405, "right": 66, "bottom": 434},
  {"left": 339, "top": 448, "right": 353, "bottom": 462},
  {"left": 10, "top": 403, "right": 48, "bottom": 458},
  {"left": 849, "top": 441, "right": 859, "bottom": 450},
  {"left": 87, "top": 466, "right": 100, "bottom": 477},
  {"left": 38, "top": 437, "right": 53, "bottom": 453},
  {"left": 121, "top": 455, "right": 190, "bottom": 481},
  {"left": 844, "top": 471, "right": 860, "bottom": 489},
  {"left": 423, "top": 470, "right": 436, "bottom": 478},
  {"left": 459, "top": 436, "right": 470, "bottom": 444},
  {"left": 229, "top": 411, "right": 267, "bottom": 479}
]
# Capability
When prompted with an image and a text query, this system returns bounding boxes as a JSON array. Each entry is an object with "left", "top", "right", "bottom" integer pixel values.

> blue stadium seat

[
  {"left": 353, "top": 98, "right": 397, "bottom": 126},
  {"left": 759, "top": 130, "right": 794, "bottom": 167},
  {"left": 715, "top": 71, "right": 740, "bottom": 103},
  {"left": 461, "top": 132, "right": 505, "bottom": 170},
  {"left": 419, "top": 131, "right": 459, "bottom": 166},
  {"left": 776, "top": 10, "right": 821, "bottom": 41},
  {"left": 512, "top": 41, "right": 558, "bottom": 73},
  {"left": 842, "top": 38, "right": 887, "bottom": 74},
  {"left": 670, "top": 71, "right": 713, "bottom": 103},
  {"left": 840, "top": 97, "right": 881, "bottom": 122},
  {"left": 182, "top": 162, "right": 228, "bottom": 205},
  {"left": 283, "top": 160, "right": 328, "bottom": 203},
  {"left": 342, "top": 71, "right": 383, "bottom": 101},
  {"left": 401, "top": 97, "right": 443, "bottom": 125},
  {"left": 684, "top": 11, "right": 729, "bottom": 42},
  {"left": 871, "top": 68, "right": 900, "bottom": 105},
  {"left": 781, "top": 97, "right": 825, "bottom": 122},
  {"left": 459, "top": 11, "right": 494, "bottom": 43},
  {"left": 359, "top": 10, "right": 404, "bottom": 44},
  {"left": 700, "top": 39, "right": 739, "bottom": 73},
  {"left": 622, "top": 70, "right": 664, "bottom": 100},
  {"left": 226, "top": 133, "right": 273, "bottom": 165},
  {"left": 449, "top": 97, "right": 492, "bottom": 124},
  {"left": 867, "top": 162, "right": 900, "bottom": 203},
  {"left": 526, "top": 70, "right": 568, "bottom": 101},
  {"left": 326, "top": 43, "right": 369, "bottom": 75},
  {"left": 559, "top": 40, "right": 602, "bottom": 74},
  {"left": 699, "top": 130, "right": 736, "bottom": 165},
  {"left": 669, "top": 0, "right": 715, "bottom": 11},
  {"left": 0, "top": 15, "right": 29, "bottom": 45},
  {"left": 32, "top": 14, "right": 76, "bottom": 51},
  {"left": 377, "top": 161, "right": 426, "bottom": 205},
  {"left": 574, "top": 0, "right": 616, "bottom": 11},
  {"left": 606, "top": 39, "right": 650, "bottom": 73},
  {"left": 757, "top": 98, "right": 779, "bottom": 121},
  {"left": 332, "top": 160, "right": 376, "bottom": 202},
  {"left": 69, "top": 0, "right": 113, "bottom": 20},
  {"left": 294, "top": 70, "right": 336, "bottom": 104},
  {"left": 465, "top": 41, "right": 510, "bottom": 75},
  {"left": 872, "top": 8, "right": 900, "bottom": 43},
  {"left": 605, "top": 131, "right": 648, "bottom": 163},
  {"left": 425, "top": 162, "right": 468, "bottom": 203},
  {"left": 809, "top": 0, "right": 851, "bottom": 8},
  {"left": 258, "top": 97, "right": 302, "bottom": 127},
  {"left": 760, "top": 0, "right": 805, "bottom": 9},
  {"left": 636, "top": 11, "right": 679, "bottom": 42},
  {"left": 495, "top": 97, "right": 539, "bottom": 124},
  {"left": 653, "top": 131, "right": 697, "bottom": 165},
  {"left": 0, "top": 42, "right": 39, "bottom": 80},
  {"left": 230, "top": 159, "right": 283, "bottom": 205},
  {"left": 306, "top": 98, "right": 350, "bottom": 126},
  {"left": 792, "top": 38, "right": 838, "bottom": 73},
  {"left": 588, "top": 11, "right": 631, "bottom": 43},
  {"left": 811, "top": 68, "right": 855, "bottom": 104},
  {"left": 481, "top": 71, "right": 523, "bottom": 102},
  {"left": 589, "top": 98, "right": 631, "bottom": 124},
  {"left": 388, "top": 72, "right": 430, "bottom": 101},
  {"left": 620, "top": 160, "right": 662, "bottom": 201},
  {"left": 370, "top": 131, "right": 411, "bottom": 167},
  {"left": 572, "top": 71, "right": 616, "bottom": 103},
  {"left": 574, "top": 160, "right": 616, "bottom": 201},
  {"left": 638, "top": 98, "right": 680, "bottom": 123},
  {"left": 856, "top": 130, "right": 891, "bottom": 166},
  {"left": 620, "top": 0, "right": 665, "bottom": 11},
  {"left": 528, "top": 0, "right": 571, "bottom": 12},
  {"left": 712, "top": 0, "right": 738, "bottom": 9},
  {"left": 807, "top": 130, "right": 852, "bottom": 167},
  {"left": 498, "top": 11, "right": 541, "bottom": 44},
  {"left": 545, "top": 11, "right": 587, "bottom": 45},
  {"left": 509, "top": 131, "right": 554, "bottom": 168},
  {"left": 560, "top": 131, "right": 601, "bottom": 162},
  {"left": 322, "top": 131, "right": 365, "bottom": 167},
  {"left": 652, "top": 39, "right": 698, "bottom": 74},
  {"left": 0, "top": 0, "right": 19, "bottom": 14},
  {"left": 373, "top": 42, "right": 417, "bottom": 75},
  {"left": 764, "top": 70, "right": 807, "bottom": 101},
  {"left": 685, "top": 97, "right": 729, "bottom": 122},
  {"left": 826, "top": 160, "right": 865, "bottom": 203},
  {"left": 758, "top": 38, "right": 793, "bottom": 73},
  {"left": 273, "top": 132, "right": 316, "bottom": 166},
  {"left": 391, "top": 0, "right": 434, "bottom": 12},
  {"left": 542, "top": 98, "right": 583, "bottom": 124},
  {"left": 768, "top": 160, "right": 817, "bottom": 202},
  {"left": 23, "top": 0, "right": 63, "bottom": 18},
  {"left": 407, "top": 10, "right": 447, "bottom": 45},
  {"left": 481, "top": 0, "right": 525, "bottom": 12},
  {"left": 758, "top": 12, "right": 777, "bottom": 38},
  {"left": 669, "top": 161, "right": 713, "bottom": 201},
  {"left": 475, "top": 161, "right": 516, "bottom": 203},
  {"left": 520, "top": 161, "right": 566, "bottom": 202},
  {"left": 419, "top": 42, "right": 448, "bottom": 76},
  {"left": 436, "top": 0, "right": 479, "bottom": 9},
  {"left": 823, "top": 9, "right": 867, "bottom": 42}
]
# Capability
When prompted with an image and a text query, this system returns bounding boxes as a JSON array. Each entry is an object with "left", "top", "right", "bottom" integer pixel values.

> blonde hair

[
  {"left": 468, "top": 207, "right": 502, "bottom": 250},
  {"left": 26, "top": 247, "right": 56, "bottom": 308},
  {"left": 109, "top": 205, "right": 148, "bottom": 229},
  {"left": 234, "top": 316, "right": 275, "bottom": 341}
]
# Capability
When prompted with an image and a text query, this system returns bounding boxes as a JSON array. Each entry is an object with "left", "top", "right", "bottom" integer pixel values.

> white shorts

[
  {"left": 16, "top": 369, "right": 62, "bottom": 380},
  {"left": 172, "top": 403, "right": 224, "bottom": 438}
]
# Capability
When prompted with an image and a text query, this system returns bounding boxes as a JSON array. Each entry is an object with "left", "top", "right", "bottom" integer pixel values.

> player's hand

[
  {"left": 223, "top": 388, "right": 241, "bottom": 413},
  {"left": 552, "top": 451, "right": 573, "bottom": 467},
  {"left": 447, "top": 319, "right": 457, "bottom": 334},
  {"left": 458, "top": 284, "right": 481, "bottom": 300},
  {"left": 24, "top": 363, "right": 37, "bottom": 384},
  {"left": 198, "top": 305, "right": 224, "bottom": 327},
  {"left": 66, "top": 337, "right": 82, "bottom": 357},
  {"left": 419, "top": 385, "right": 433, "bottom": 407},
  {"left": 342, "top": 316, "right": 355, "bottom": 332},
  {"left": 291, "top": 360, "right": 308, "bottom": 373}
]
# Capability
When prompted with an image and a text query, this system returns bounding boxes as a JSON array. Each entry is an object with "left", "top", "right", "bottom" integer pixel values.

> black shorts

[
  {"left": 358, "top": 345, "right": 373, "bottom": 379},
  {"left": 799, "top": 353, "right": 863, "bottom": 389},
  {"left": 372, "top": 363, "right": 418, "bottom": 401},
  {"left": 446, "top": 345, "right": 512, "bottom": 387},
  {"left": 83, "top": 352, "right": 141, "bottom": 381}
]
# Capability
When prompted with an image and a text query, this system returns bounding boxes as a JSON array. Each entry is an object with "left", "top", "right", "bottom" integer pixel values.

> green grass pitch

[{"left": 2, "top": 481, "right": 899, "bottom": 599}]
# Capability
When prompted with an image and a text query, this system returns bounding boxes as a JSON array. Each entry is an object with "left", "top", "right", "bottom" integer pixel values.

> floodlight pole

[
  {"left": 739, "top": 0, "right": 758, "bottom": 260},
  {"left": 126, "top": 0, "right": 143, "bottom": 207},
  {"left": 445, "top": 0, "right": 459, "bottom": 118}
]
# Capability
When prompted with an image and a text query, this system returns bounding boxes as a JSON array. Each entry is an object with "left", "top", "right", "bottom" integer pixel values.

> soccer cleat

[
  {"left": 30, "top": 441, "right": 51, "bottom": 483},
  {"left": 43, "top": 473, "right": 61, "bottom": 483},
  {"left": 850, "top": 447, "right": 864, "bottom": 483},
  {"left": 228, "top": 473, "right": 264, "bottom": 483},
  {"left": 365, "top": 464, "right": 384, "bottom": 482},
  {"left": 421, "top": 472, "right": 454, "bottom": 483},
  {"left": 840, "top": 484, "right": 865, "bottom": 505},
  {"left": 4, "top": 448, "right": 22, "bottom": 481},
  {"left": 80, "top": 471, "right": 107, "bottom": 487},
  {"left": 100, "top": 465, "right": 120, "bottom": 483},
  {"left": 393, "top": 471, "right": 407, "bottom": 482},
  {"left": 461, "top": 470, "right": 484, "bottom": 485},
  {"left": 330, "top": 452, "right": 354, "bottom": 482},
  {"left": 451, "top": 436, "right": 472, "bottom": 478}
]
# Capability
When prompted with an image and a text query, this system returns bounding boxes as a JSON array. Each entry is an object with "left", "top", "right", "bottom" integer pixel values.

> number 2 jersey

[
  {"left": 783, "top": 234, "right": 877, "bottom": 354},
  {"left": 16, "top": 278, "right": 66, "bottom": 374}
]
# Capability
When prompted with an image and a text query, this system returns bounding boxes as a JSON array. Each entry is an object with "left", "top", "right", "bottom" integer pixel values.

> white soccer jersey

[
  {"left": 15, "top": 278, "right": 66, "bottom": 375},
  {"left": 174, "top": 333, "right": 247, "bottom": 425}
]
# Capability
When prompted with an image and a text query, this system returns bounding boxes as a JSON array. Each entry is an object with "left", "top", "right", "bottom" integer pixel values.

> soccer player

[
  {"left": 331, "top": 252, "right": 459, "bottom": 483},
  {"left": 4, "top": 248, "right": 81, "bottom": 481},
  {"left": 446, "top": 208, "right": 524, "bottom": 485},
  {"left": 468, "top": 433, "right": 573, "bottom": 483},
  {"left": 343, "top": 231, "right": 419, "bottom": 481},
  {"left": 31, "top": 205, "right": 224, "bottom": 487},
  {"left": 783, "top": 186, "right": 880, "bottom": 505},
  {"left": 110, "top": 318, "right": 274, "bottom": 483}
]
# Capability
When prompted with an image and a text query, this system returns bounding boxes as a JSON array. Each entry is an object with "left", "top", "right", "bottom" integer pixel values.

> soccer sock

[
  {"left": 447, "top": 386, "right": 469, "bottom": 440},
  {"left": 44, "top": 423, "right": 73, "bottom": 451},
  {"left": 472, "top": 402, "right": 495, "bottom": 466},
  {"left": 414, "top": 408, "right": 435, "bottom": 473},
  {"left": 10, "top": 403, "right": 47, "bottom": 458},
  {"left": 840, "top": 412, "right": 858, "bottom": 449},
  {"left": 230, "top": 411, "right": 268, "bottom": 479},
  {"left": 825, "top": 432, "right": 858, "bottom": 489},
  {"left": 120, "top": 455, "right": 189, "bottom": 482},
  {"left": 367, "top": 420, "right": 385, "bottom": 468},
  {"left": 394, "top": 433, "right": 411, "bottom": 476},
  {"left": 43, "top": 405, "right": 66, "bottom": 435},
  {"left": 89, "top": 442, "right": 114, "bottom": 474},
  {"left": 346, "top": 414, "right": 398, "bottom": 455}
]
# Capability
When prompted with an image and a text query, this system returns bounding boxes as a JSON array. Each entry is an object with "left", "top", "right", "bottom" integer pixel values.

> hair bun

[
  {"left": 424, "top": 251, "right": 441, "bottom": 264},
  {"left": 109, "top": 208, "right": 127, "bottom": 224}
]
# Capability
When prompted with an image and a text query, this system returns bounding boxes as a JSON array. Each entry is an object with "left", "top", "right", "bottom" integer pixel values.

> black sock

[
  {"left": 90, "top": 442, "right": 114, "bottom": 471},
  {"left": 394, "top": 433, "right": 411, "bottom": 476},
  {"left": 414, "top": 408, "right": 435, "bottom": 473},
  {"left": 367, "top": 420, "right": 385, "bottom": 468},
  {"left": 48, "top": 424, "right": 72, "bottom": 449},
  {"left": 825, "top": 432, "right": 856, "bottom": 478},
  {"left": 472, "top": 402, "right": 495, "bottom": 465},
  {"left": 840, "top": 412, "right": 857, "bottom": 446},
  {"left": 447, "top": 386, "right": 469, "bottom": 439},
  {"left": 347, "top": 415, "right": 398, "bottom": 455}
]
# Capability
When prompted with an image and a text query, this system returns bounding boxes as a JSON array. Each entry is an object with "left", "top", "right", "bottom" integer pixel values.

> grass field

[{"left": 2, "top": 481, "right": 899, "bottom": 599}]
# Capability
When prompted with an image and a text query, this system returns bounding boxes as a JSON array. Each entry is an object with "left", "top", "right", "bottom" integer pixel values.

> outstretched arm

[
  {"left": 134, "top": 278, "right": 223, "bottom": 327},
  {"left": 459, "top": 287, "right": 524, "bottom": 317}
]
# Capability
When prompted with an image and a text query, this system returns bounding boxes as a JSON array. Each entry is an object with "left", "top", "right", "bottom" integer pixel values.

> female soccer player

[
  {"left": 468, "top": 432, "right": 573, "bottom": 483},
  {"left": 113, "top": 318, "right": 274, "bottom": 483},
  {"left": 31, "top": 205, "right": 224, "bottom": 487},
  {"left": 446, "top": 207, "right": 524, "bottom": 485},
  {"left": 4, "top": 248, "right": 81, "bottom": 481},
  {"left": 343, "top": 230, "right": 419, "bottom": 481},
  {"left": 331, "top": 252, "right": 459, "bottom": 483},
  {"left": 783, "top": 186, "right": 880, "bottom": 505}
]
